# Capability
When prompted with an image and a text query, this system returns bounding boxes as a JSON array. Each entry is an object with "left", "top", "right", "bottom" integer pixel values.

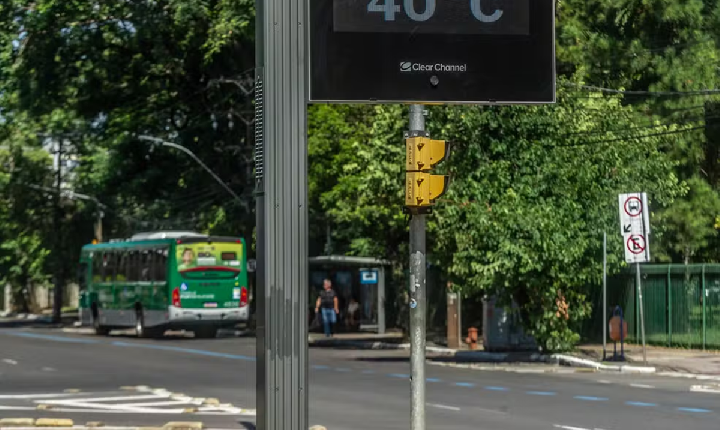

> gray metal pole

[
  {"left": 636, "top": 262, "right": 647, "bottom": 365},
  {"left": 255, "top": 0, "right": 308, "bottom": 425},
  {"left": 52, "top": 138, "right": 63, "bottom": 324},
  {"left": 408, "top": 104, "right": 426, "bottom": 430},
  {"left": 602, "top": 232, "right": 607, "bottom": 361}
]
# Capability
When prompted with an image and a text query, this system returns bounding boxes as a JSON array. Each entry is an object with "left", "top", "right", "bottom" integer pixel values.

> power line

[
  {"left": 546, "top": 125, "right": 705, "bottom": 149},
  {"left": 566, "top": 83, "right": 720, "bottom": 97}
]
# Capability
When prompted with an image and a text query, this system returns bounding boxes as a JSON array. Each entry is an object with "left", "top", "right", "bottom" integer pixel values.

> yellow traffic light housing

[
  {"left": 405, "top": 172, "right": 449, "bottom": 207},
  {"left": 404, "top": 133, "right": 449, "bottom": 211},
  {"left": 405, "top": 137, "right": 448, "bottom": 171}
]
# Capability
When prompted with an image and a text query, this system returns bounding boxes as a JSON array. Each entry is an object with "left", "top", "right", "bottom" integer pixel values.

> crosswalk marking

[{"left": 0, "top": 388, "right": 255, "bottom": 416}]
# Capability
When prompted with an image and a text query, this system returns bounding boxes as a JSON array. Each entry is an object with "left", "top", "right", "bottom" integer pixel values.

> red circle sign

[
  {"left": 626, "top": 235, "right": 646, "bottom": 254},
  {"left": 624, "top": 197, "right": 642, "bottom": 217}
]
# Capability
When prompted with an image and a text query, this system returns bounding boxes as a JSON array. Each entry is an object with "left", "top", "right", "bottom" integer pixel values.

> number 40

[{"left": 367, "top": 0, "right": 503, "bottom": 23}]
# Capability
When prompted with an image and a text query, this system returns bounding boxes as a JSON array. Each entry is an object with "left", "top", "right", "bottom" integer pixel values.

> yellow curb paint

[
  {"left": 63, "top": 388, "right": 81, "bottom": 393},
  {"left": 162, "top": 421, "right": 204, "bottom": 430},
  {"left": 35, "top": 418, "right": 74, "bottom": 427},
  {"left": 0, "top": 418, "right": 36, "bottom": 427}
]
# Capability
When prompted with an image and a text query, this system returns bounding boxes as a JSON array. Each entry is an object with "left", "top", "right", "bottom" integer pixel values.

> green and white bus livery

[{"left": 78, "top": 233, "right": 249, "bottom": 338}]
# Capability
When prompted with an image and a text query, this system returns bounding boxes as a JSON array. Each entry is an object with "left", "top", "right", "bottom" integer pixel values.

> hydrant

[{"left": 465, "top": 327, "right": 479, "bottom": 350}]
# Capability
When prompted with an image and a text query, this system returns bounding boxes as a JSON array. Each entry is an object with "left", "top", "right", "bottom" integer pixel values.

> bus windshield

[{"left": 176, "top": 242, "right": 243, "bottom": 277}]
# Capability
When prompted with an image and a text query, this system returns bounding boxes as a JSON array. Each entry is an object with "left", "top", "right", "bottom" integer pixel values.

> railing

[{"left": 584, "top": 264, "right": 720, "bottom": 350}]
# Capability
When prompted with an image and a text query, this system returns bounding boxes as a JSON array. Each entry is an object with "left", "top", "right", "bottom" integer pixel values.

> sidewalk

[
  {"left": 577, "top": 343, "right": 720, "bottom": 375},
  {"left": 0, "top": 312, "right": 78, "bottom": 328},
  {"left": 307, "top": 332, "right": 720, "bottom": 378}
]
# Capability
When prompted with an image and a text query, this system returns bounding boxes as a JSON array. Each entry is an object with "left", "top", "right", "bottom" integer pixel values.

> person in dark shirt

[{"left": 315, "top": 278, "right": 339, "bottom": 337}]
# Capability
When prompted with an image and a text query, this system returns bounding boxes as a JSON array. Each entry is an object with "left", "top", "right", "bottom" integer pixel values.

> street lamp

[{"left": 137, "top": 135, "right": 242, "bottom": 203}]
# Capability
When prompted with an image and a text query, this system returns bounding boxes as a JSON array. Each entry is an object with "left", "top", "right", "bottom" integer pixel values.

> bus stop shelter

[{"left": 309, "top": 255, "right": 390, "bottom": 334}]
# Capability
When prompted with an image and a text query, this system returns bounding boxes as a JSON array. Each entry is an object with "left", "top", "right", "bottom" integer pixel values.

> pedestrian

[{"left": 315, "top": 278, "right": 339, "bottom": 337}]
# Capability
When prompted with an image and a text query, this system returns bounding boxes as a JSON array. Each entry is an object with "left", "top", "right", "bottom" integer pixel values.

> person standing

[{"left": 315, "top": 278, "right": 339, "bottom": 337}]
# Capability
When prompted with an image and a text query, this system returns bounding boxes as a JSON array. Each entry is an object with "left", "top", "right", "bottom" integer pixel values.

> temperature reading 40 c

[{"left": 367, "top": 0, "right": 503, "bottom": 23}]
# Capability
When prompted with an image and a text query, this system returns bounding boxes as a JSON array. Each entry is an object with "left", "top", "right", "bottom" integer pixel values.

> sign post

[{"left": 618, "top": 192, "right": 650, "bottom": 365}]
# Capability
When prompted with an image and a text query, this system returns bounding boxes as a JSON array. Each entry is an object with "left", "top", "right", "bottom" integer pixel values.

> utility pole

[
  {"left": 404, "top": 105, "right": 449, "bottom": 430},
  {"left": 52, "top": 138, "right": 64, "bottom": 324},
  {"left": 602, "top": 231, "right": 607, "bottom": 361},
  {"left": 95, "top": 210, "right": 104, "bottom": 243},
  {"left": 408, "top": 104, "right": 427, "bottom": 430}
]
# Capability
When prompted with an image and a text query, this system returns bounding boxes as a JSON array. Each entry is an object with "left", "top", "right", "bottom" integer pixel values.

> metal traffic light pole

[{"left": 408, "top": 104, "right": 427, "bottom": 430}]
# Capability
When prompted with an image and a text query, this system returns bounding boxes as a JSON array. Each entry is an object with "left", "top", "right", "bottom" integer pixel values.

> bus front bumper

[{"left": 168, "top": 305, "right": 248, "bottom": 325}]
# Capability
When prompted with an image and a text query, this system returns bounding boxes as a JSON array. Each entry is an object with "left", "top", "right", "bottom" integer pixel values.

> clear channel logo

[{"left": 399, "top": 61, "right": 468, "bottom": 73}]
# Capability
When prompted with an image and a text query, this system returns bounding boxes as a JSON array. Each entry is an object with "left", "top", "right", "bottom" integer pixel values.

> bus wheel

[
  {"left": 92, "top": 307, "right": 109, "bottom": 336},
  {"left": 135, "top": 310, "right": 159, "bottom": 338},
  {"left": 194, "top": 327, "right": 218, "bottom": 339}
]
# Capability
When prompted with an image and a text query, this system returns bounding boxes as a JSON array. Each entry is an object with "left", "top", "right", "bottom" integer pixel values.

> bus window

[
  {"left": 77, "top": 263, "right": 88, "bottom": 291},
  {"left": 127, "top": 251, "right": 139, "bottom": 282},
  {"left": 140, "top": 250, "right": 152, "bottom": 282},
  {"left": 103, "top": 252, "right": 117, "bottom": 282},
  {"left": 176, "top": 242, "right": 243, "bottom": 278},
  {"left": 116, "top": 251, "right": 128, "bottom": 282},
  {"left": 154, "top": 248, "right": 168, "bottom": 282},
  {"left": 92, "top": 252, "right": 103, "bottom": 282}
]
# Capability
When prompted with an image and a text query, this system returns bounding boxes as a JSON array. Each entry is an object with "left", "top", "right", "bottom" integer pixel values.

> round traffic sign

[
  {"left": 626, "top": 235, "right": 646, "bottom": 255},
  {"left": 624, "top": 196, "right": 643, "bottom": 217}
]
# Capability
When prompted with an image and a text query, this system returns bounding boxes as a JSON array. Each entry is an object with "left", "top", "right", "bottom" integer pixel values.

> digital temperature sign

[
  {"left": 308, "top": 0, "right": 555, "bottom": 104},
  {"left": 334, "top": 0, "right": 530, "bottom": 35}
]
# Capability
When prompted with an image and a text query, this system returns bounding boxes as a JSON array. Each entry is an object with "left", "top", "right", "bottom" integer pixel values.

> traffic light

[
  {"left": 406, "top": 137, "right": 448, "bottom": 171},
  {"left": 405, "top": 172, "right": 449, "bottom": 207},
  {"left": 405, "top": 134, "right": 449, "bottom": 210}
]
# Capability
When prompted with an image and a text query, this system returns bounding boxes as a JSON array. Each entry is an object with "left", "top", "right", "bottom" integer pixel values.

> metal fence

[{"left": 583, "top": 264, "right": 720, "bottom": 349}]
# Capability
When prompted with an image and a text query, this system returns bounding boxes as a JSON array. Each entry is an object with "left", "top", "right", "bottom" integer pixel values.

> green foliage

[
  {"left": 1, "top": 0, "right": 720, "bottom": 349},
  {"left": 0, "top": 146, "right": 53, "bottom": 309}
]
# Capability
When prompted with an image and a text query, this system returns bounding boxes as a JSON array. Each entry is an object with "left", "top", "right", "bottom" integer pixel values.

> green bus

[{"left": 78, "top": 231, "right": 249, "bottom": 338}]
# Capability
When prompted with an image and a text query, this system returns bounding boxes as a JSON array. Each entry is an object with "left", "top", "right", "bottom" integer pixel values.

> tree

[{"left": 0, "top": 144, "right": 54, "bottom": 312}]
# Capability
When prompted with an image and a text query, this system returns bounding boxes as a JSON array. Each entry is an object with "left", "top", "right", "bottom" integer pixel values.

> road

[{"left": 0, "top": 328, "right": 718, "bottom": 430}]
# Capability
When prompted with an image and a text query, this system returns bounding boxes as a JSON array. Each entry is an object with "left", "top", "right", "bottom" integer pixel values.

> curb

[
  {"left": 546, "top": 354, "right": 657, "bottom": 374},
  {"left": 310, "top": 338, "right": 662, "bottom": 374}
]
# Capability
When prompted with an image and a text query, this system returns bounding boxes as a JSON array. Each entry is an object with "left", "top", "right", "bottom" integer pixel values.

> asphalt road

[{"left": 1, "top": 328, "right": 719, "bottom": 430}]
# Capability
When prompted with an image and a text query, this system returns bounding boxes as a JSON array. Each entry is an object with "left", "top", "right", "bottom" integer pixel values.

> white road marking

[
  {"left": 630, "top": 383, "right": 655, "bottom": 389},
  {"left": 37, "top": 400, "right": 180, "bottom": 413},
  {"left": 43, "top": 394, "right": 164, "bottom": 403},
  {"left": 41, "top": 367, "right": 56, "bottom": 371},
  {"left": 112, "top": 400, "right": 193, "bottom": 407},
  {"left": 2, "top": 359, "right": 18, "bottom": 365},
  {"left": 554, "top": 425, "right": 590, "bottom": 430},
  {"left": 597, "top": 380, "right": 611, "bottom": 384},
  {"left": 0, "top": 389, "right": 253, "bottom": 416},
  {"left": 0, "top": 405, "right": 37, "bottom": 411},
  {"left": 690, "top": 385, "right": 720, "bottom": 394},
  {"left": 426, "top": 403, "right": 460, "bottom": 411},
  {"left": 0, "top": 393, "right": 78, "bottom": 399}
]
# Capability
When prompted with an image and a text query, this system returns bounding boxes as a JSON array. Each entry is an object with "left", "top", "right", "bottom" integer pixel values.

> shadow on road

[{"left": 239, "top": 421, "right": 256, "bottom": 430}]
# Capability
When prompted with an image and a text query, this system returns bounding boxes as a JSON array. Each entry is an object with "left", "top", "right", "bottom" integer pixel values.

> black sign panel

[{"left": 309, "top": 0, "right": 555, "bottom": 104}]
